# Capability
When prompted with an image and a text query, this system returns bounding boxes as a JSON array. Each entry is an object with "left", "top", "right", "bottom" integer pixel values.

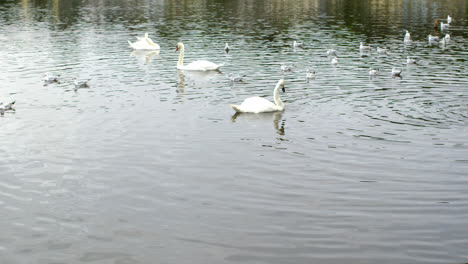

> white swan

[
  {"left": 230, "top": 79, "right": 285, "bottom": 113},
  {"left": 440, "top": 22, "right": 449, "bottom": 31},
  {"left": 128, "top": 33, "right": 160, "bottom": 50},
  {"left": 428, "top": 34, "right": 439, "bottom": 43},
  {"left": 404, "top": 30, "right": 411, "bottom": 41},
  {"left": 175, "top": 42, "right": 223, "bottom": 71},
  {"left": 447, "top": 15, "right": 452, "bottom": 24},
  {"left": 444, "top": 34, "right": 451, "bottom": 42}
]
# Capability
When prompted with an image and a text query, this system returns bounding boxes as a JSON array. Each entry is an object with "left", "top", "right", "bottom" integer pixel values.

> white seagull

[
  {"left": 360, "top": 42, "right": 371, "bottom": 51},
  {"left": 327, "top": 49, "right": 337, "bottom": 56},
  {"left": 0, "top": 100, "right": 16, "bottom": 115},
  {"left": 391, "top": 68, "right": 402, "bottom": 78},
  {"left": 280, "top": 63, "right": 293, "bottom": 72},
  {"left": 306, "top": 69, "right": 316, "bottom": 82},
  {"left": 369, "top": 68, "right": 379, "bottom": 78},
  {"left": 229, "top": 73, "right": 245, "bottom": 83},
  {"left": 377, "top": 47, "right": 388, "bottom": 55},
  {"left": 73, "top": 78, "right": 91, "bottom": 89},
  {"left": 43, "top": 73, "right": 60, "bottom": 84},
  {"left": 293, "top": 40, "right": 304, "bottom": 49},
  {"left": 406, "top": 56, "right": 418, "bottom": 64},
  {"left": 440, "top": 22, "right": 449, "bottom": 31}
]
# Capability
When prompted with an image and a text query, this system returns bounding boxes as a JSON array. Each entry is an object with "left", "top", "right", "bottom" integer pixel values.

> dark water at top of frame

[{"left": 0, "top": 0, "right": 467, "bottom": 263}]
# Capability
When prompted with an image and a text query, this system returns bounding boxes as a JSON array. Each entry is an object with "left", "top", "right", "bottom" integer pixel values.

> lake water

[{"left": 1, "top": 0, "right": 468, "bottom": 263}]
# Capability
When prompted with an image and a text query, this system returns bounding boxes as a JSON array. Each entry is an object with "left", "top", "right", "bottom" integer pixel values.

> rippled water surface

[{"left": 1, "top": 0, "right": 468, "bottom": 263}]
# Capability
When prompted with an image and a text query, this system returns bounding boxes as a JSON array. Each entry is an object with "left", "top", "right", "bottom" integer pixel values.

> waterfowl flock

[{"left": 1, "top": 14, "right": 456, "bottom": 116}]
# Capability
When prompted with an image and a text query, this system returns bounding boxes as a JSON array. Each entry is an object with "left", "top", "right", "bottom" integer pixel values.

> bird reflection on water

[
  {"left": 130, "top": 50, "right": 160, "bottom": 65},
  {"left": 231, "top": 111, "right": 285, "bottom": 136}
]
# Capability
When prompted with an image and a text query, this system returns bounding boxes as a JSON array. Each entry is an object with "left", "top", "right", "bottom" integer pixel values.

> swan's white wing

[
  {"left": 129, "top": 39, "right": 160, "bottom": 50},
  {"left": 236, "top": 96, "right": 278, "bottom": 113},
  {"left": 145, "top": 37, "right": 160, "bottom": 49},
  {"left": 181, "top": 60, "right": 222, "bottom": 71}
]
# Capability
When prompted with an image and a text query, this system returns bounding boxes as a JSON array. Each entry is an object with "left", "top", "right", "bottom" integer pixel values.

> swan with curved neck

[
  {"left": 230, "top": 79, "right": 285, "bottom": 113},
  {"left": 175, "top": 42, "right": 223, "bottom": 71}
]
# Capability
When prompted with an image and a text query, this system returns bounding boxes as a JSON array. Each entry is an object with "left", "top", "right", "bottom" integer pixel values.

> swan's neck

[
  {"left": 273, "top": 81, "right": 284, "bottom": 110},
  {"left": 178, "top": 44, "right": 184, "bottom": 67}
]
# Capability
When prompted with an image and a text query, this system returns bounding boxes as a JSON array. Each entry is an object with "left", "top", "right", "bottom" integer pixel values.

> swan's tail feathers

[
  {"left": 230, "top": 104, "right": 242, "bottom": 112},
  {"left": 216, "top": 63, "right": 226, "bottom": 70}
]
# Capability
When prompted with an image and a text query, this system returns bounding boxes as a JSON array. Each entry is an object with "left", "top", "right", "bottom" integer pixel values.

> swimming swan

[
  {"left": 175, "top": 42, "right": 223, "bottom": 71},
  {"left": 128, "top": 33, "right": 160, "bottom": 50},
  {"left": 230, "top": 79, "right": 285, "bottom": 113},
  {"left": 404, "top": 30, "right": 411, "bottom": 43}
]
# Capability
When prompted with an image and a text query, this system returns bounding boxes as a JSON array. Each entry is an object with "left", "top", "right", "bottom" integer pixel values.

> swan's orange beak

[{"left": 175, "top": 46, "right": 179, "bottom": 52}]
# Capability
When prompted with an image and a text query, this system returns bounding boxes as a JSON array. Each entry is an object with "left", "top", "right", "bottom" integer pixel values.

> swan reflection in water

[
  {"left": 231, "top": 111, "right": 285, "bottom": 136},
  {"left": 176, "top": 69, "right": 221, "bottom": 94},
  {"left": 130, "top": 49, "right": 160, "bottom": 65}
]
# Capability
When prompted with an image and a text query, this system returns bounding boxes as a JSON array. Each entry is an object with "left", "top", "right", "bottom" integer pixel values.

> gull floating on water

[
  {"left": 0, "top": 100, "right": 16, "bottom": 115},
  {"left": 327, "top": 49, "right": 337, "bottom": 56},
  {"left": 229, "top": 73, "right": 245, "bottom": 83},
  {"left": 73, "top": 78, "right": 91, "bottom": 89},
  {"left": 306, "top": 69, "right": 315, "bottom": 82},
  {"left": 360, "top": 42, "right": 371, "bottom": 51},
  {"left": 293, "top": 40, "right": 304, "bottom": 49},
  {"left": 377, "top": 47, "right": 388, "bottom": 55},
  {"left": 330, "top": 56, "right": 338, "bottom": 66},
  {"left": 440, "top": 36, "right": 447, "bottom": 46},
  {"left": 369, "top": 68, "right": 379, "bottom": 78},
  {"left": 391, "top": 68, "right": 402, "bottom": 78},
  {"left": 406, "top": 56, "right": 418, "bottom": 64},
  {"left": 43, "top": 73, "right": 60, "bottom": 84},
  {"left": 280, "top": 63, "right": 293, "bottom": 72}
]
